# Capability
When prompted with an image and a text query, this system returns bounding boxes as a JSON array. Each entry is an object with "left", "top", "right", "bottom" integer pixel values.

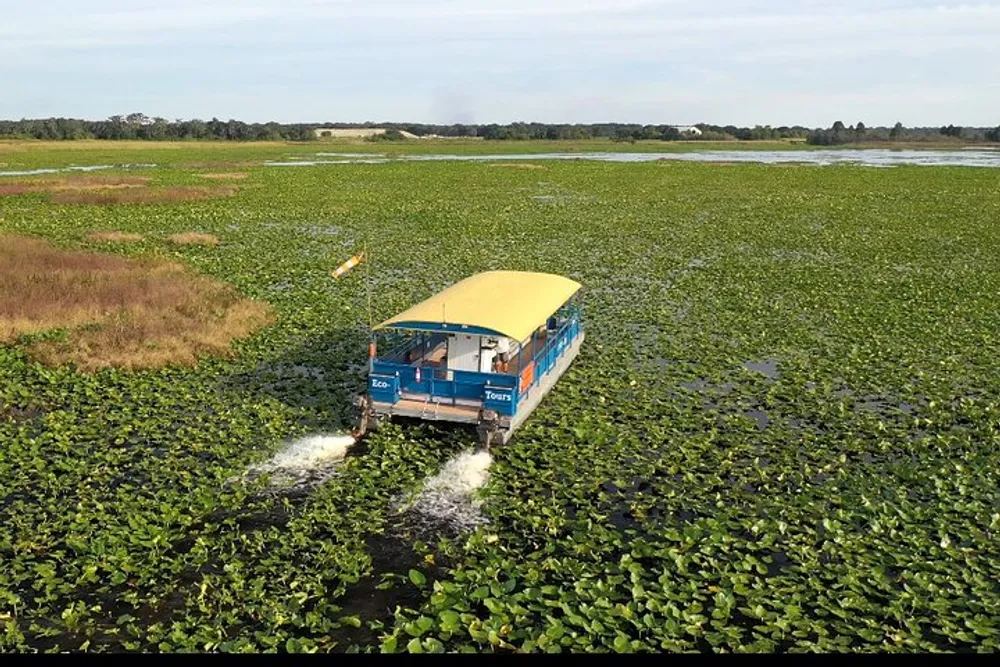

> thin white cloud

[
  {"left": 6, "top": 1, "right": 999, "bottom": 53},
  {"left": 2, "top": 0, "right": 998, "bottom": 124}
]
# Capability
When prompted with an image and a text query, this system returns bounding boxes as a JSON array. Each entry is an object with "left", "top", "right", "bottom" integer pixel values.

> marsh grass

[
  {"left": 0, "top": 175, "right": 235, "bottom": 204},
  {"left": 167, "top": 232, "right": 221, "bottom": 246},
  {"left": 197, "top": 172, "right": 249, "bottom": 180},
  {"left": 86, "top": 231, "right": 145, "bottom": 243},
  {"left": 487, "top": 163, "right": 546, "bottom": 170},
  {"left": 0, "top": 235, "right": 272, "bottom": 370},
  {"left": 0, "top": 175, "right": 150, "bottom": 197}
]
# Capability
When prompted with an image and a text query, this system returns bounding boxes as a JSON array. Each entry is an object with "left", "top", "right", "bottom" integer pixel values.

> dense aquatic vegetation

[{"left": 2, "top": 145, "right": 1000, "bottom": 652}]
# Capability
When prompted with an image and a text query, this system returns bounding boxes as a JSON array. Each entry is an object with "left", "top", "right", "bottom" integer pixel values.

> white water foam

[
  {"left": 242, "top": 434, "right": 355, "bottom": 490},
  {"left": 403, "top": 450, "right": 493, "bottom": 532}
]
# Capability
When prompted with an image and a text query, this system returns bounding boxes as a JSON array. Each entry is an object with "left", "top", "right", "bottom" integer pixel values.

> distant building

[
  {"left": 419, "top": 134, "right": 483, "bottom": 140},
  {"left": 671, "top": 125, "right": 702, "bottom": 137},
  {"left": 313, "top": 128, "right": 418, "bottom": 139}
]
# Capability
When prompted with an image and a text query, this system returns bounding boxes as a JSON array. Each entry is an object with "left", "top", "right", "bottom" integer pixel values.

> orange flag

[{"left": 331, "top": 252, "right": 365, "bottom": 279}]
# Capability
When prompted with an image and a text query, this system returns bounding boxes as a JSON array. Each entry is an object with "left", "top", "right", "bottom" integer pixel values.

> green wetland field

[{"left": 2, "top": 141, "right": 1000, "bottom": 652}]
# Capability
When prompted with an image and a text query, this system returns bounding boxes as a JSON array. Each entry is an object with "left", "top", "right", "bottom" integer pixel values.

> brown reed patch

[
  {"left": 487, "top": 162, "right": 546, "bottom": 170},
  {"left": 0, "top": 175, "right": 151, "bottom": 197},
  {"left": 197, "top": 172, "right": 249, "bottom": 180},
  {"left": 50, "top": 185, "right": 235, "bottom": 205},
  {"left": 167, "top": 232, "right": 220, "bottom": 247},
  {"left": 0, "top": 183, "right": 41, "bottom": 196},
  {"left": 0, "top": 235, "right": 273, "bottom": 371},
  {"left": 86, "top": 231, "right": 145, "bottom": 243},
  {"left": 54, "top": 175, "right": 151, "bottom": 188}
]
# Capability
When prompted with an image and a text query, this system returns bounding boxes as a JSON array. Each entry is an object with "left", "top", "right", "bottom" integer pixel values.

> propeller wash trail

[
  {"left": 240, "top": 434, "right": 356, "bottom": 490},
  {"left": 398, "top": 449, "right": 494, "bottom": 533}
]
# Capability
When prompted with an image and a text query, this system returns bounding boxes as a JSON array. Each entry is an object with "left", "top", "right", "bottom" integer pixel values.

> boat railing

[
  {"left": 371, "top": 358, "right": 517, "bottom": 405},
  {"left": 519, "top": 312, "right": 581, "bottom": 401}
]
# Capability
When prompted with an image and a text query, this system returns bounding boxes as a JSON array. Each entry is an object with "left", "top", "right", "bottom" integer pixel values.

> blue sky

[{"left": 2, "top": 0, "right": 998, "bottom": 126}]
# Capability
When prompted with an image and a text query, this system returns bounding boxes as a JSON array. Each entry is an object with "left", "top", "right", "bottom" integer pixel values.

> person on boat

[{"left": 493, "top": 337, "right": 511, "bottom": 373}]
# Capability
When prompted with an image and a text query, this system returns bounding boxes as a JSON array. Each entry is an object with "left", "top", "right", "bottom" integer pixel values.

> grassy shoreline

[
  {"left": 0, "top": 136, "right": 985, "bottom": 159},
  {"left": 0, "top": 137, "right": 990, "bottom": 172}
]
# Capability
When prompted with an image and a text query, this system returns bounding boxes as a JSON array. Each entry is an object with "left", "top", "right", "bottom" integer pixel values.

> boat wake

[
  {"left": 397, "top": 449, "right": 493, "bottom": 534},
  {"left": 240, "top": 434, "right": 356, "bottom": 491}
]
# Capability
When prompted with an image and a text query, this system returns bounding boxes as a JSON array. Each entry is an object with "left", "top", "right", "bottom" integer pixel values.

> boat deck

[
  {"left": 370, "top": 332, "right": 584, "bottom": 443},
  {"left": 373, "top": 396, "right": 483, "bottom": 424},
  {"left": 504, "top": 329, "right": 548, "bottom": 374}
]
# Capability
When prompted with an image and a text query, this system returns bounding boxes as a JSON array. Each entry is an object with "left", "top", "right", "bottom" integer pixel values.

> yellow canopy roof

[{"left": 376, "top": 270, "right": 581, "bottom": 343}]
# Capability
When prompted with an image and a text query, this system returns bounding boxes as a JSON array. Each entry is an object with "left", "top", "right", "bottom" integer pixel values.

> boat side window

[
  {"left": 417, "top": 332, "right": 447, "bottom": 367},
  {"left": 548, "top": 303, "right": 573, "bottom": 332}
]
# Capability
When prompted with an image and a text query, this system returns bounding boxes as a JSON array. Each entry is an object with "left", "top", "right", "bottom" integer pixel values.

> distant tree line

[
  {"left": 1, "top": 113, "right": 997, "bottom": 143},
  {"left": 807, "top": 121, "right": 1000, "bottom": 145},
  {"left": 0, "top": 113, "right": 316, "bottom": 141}
]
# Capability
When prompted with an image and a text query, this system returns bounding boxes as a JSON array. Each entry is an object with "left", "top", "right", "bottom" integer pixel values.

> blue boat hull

[{"left": 356, "top": 330, "right": 583, "bottom": 447}]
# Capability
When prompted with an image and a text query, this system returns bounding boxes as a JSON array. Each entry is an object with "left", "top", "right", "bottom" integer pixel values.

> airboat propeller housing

[{"left": 353, "top": 270, "right": 584, "bottom": 448}]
